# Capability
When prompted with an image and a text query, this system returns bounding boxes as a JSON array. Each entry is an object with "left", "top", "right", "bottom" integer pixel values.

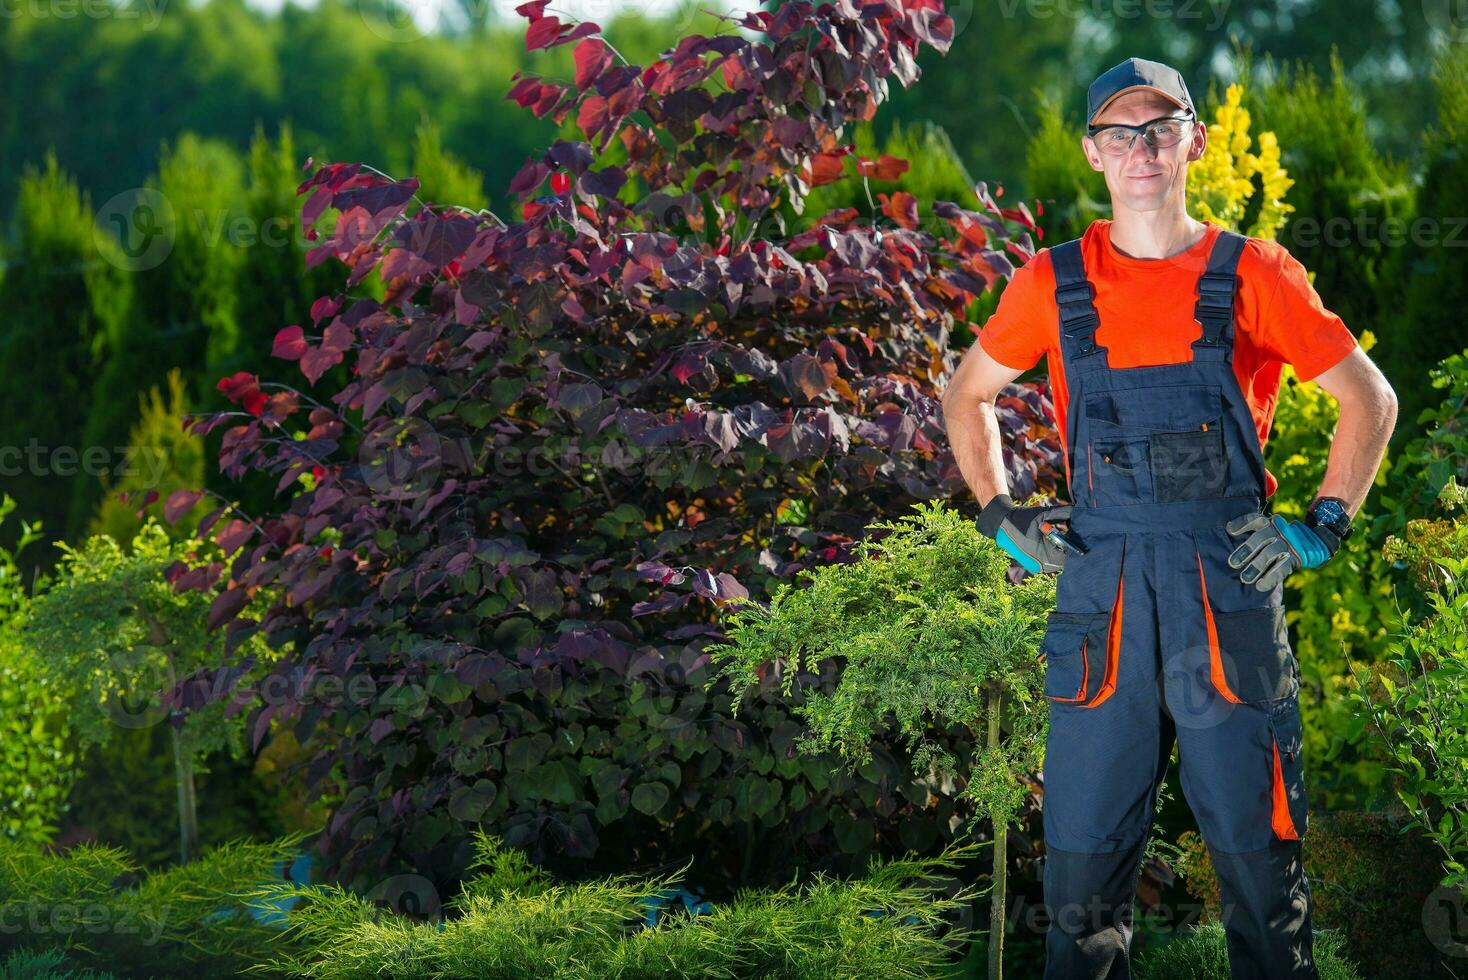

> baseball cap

[{"left": 1087, "top": 57, "right": 1196, "bottom": 127}]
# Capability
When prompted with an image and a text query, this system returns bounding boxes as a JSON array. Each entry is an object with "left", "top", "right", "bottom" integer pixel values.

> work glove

[
  {"left": 1224, "top": 510, "right": 1338, "bottom": 592},
  {"left": 977, "top": 493, "right": 1073, "bottom": 574}
]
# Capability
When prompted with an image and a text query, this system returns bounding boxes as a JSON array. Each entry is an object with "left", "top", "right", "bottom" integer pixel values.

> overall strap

[
  {"left": 1191, "top": 228, "right": 1247, "bottom": 362},
  {"left": 1051, "top": 238, "right": 1108, "bottom": 372}
]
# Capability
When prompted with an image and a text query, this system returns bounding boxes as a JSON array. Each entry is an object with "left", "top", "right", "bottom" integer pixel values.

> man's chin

[{"left": 1113, "top": 190, "right": 1170, "bottom": 215}]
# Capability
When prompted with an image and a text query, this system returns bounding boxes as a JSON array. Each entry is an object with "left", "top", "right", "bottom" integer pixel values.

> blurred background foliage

[{"left": 4, "top": 1, "right": 1468, "bottom": 974}]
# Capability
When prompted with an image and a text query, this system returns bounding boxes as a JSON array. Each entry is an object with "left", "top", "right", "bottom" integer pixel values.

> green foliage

[
  {"left": 0, "top": 153, "right": 130, "bottom": 555},
  {"left": 0, "top": 497, "right": 73, "bottom": 847},
  {"left": 1263, "top": 332, "right": 1398, "bottom": 809},
  {"left": 1024, "top": 90, "right": 1109, "bottom": 245},
  {"left": 76, "top": 134, "right": 246, "bottom": 537},
  {"left": 256, "top": 830, "right": 978, "bottom": 979},
  {"left": 22, "top": 521, "right": 274, "bottom": 761},
  {"left": 0, "top": 835, "right": 303, "bottom": 978},
  {"left": 409, "top": 120, "right": 488, "bottom": 212},
  {"left": 0, "top": 948, "right": 116, "bottom": 979},
  {"left": 1349, "top": 553, "right": 1468, "bottom": 889},
  {"left": 61, "top": 722, "right": 291, "bottom": 871},
  {"left": 87, "top": 369, "right": 207, "bottom": 545},
  {"left": 1379, "top": 44, "right": 1468, "bottom": 433},
  {"left": 713, "top": 500, "right": 1055, "bottom": 830},
  {"left": 1253, "top": 48, "right": 1413, "bottom": 345},
  {"left": 20, "top": 520, "right": 286, "bottom": 863},
  {"left": 1132, "top": 921, "right": 1361, "bottom": 980},
  {"left": 1171, "top": 811, "right": 1446, "bottom": 979},
  {"left": 1380, "top": 347, "right": 1468, "bottom": 549}
]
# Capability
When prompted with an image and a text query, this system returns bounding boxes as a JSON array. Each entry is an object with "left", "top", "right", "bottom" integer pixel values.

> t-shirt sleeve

[
  {"left": 1256, "top": 248, "right": 1358, "bottom": 383},
  {"left": 975, "top": 253, "right": 1052, "bottom": 372}
]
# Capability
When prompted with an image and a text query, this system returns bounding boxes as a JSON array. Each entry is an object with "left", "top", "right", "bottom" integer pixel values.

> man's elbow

[{"left": 1361, "top": 364, "right": 1398, "bottom": 422}]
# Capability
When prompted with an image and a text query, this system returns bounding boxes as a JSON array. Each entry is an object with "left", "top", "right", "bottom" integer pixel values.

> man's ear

[
  {"left": 1186, "top": 119, "right": 1207, "bottom": 163},
  {"left": 1080, "top": 135, "right": 1104, "bottom": 172}
]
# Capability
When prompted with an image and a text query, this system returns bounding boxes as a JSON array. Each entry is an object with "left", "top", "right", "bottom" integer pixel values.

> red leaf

[
  {"left": 207, "top": 586, "right": 249, "bottom": 631},
  {"left": 509, "top": 159, "right": 549, "bottom": 197},
  {"left": 215, "top": 518, "right": 254, "bottom": 556},
  {"left": 272, "top": 325, "right": 308, "bottom": 361},
  {"left": 514, "top": 0, "right": 549, "bottom": 19},
  {"left": 216, "top": 371, "right": 260, "bottom": 405},
  {"left": 858, "top": 155, "right": 909, "bottom": 181},
  {"left": 310, "top": 295, "right": 342, "bottom": 322},
  {"left": 808, "top": 152, "right": 846, "bottom": 187},
  {"left": 301, "top": 344, "right": 345, "bottom": 386},
  {"left": 506, "top": 76, "right": 541, "bottom": 108},
  {"left": 252, "top": 703, "right": 279, "bottom": 752},
  {"left": 573, "top": 38, "right": 610, "bottom": 90},
  {"left": 164, "top": 489, "right": 204, "bottom": 525},
  {"left": 577, "top": 95, "right": 609, "bottom": 142},
  {"left": 880, "top": 191, "right": 919, "bottom": 229},
  {"left": 525, "top": 14, "right": 564, "bottom": 51}
]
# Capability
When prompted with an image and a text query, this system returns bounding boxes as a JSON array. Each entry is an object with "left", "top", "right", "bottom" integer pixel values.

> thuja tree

[{"left": 174, "top": 0, "right": 1060, "bottom": 887}]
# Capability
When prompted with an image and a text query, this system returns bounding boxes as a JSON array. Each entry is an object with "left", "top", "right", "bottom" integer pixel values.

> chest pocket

[{"left": 1085, "top": 384, "right": 1231, "bottom": 503}]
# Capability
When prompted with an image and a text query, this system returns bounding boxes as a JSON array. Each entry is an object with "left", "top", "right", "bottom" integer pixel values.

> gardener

[{"left": 942, "top": 58, "right": 1397, "bottom": 979}]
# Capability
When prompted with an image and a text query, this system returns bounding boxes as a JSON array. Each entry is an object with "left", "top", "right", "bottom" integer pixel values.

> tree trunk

[
  {"left": 987, "top": 684, "right": 1006, "bottom": 980},
  {"left": 171, "top": 726, "right": 199, "bottom": 864}
]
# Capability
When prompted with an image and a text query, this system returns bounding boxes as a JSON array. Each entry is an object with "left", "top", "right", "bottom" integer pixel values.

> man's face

[{"left": 1083, "top": 90, "right": 1205, "bottom": 215}]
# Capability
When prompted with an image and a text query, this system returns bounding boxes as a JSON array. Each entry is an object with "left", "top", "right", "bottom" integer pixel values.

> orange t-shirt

[{"left": 976, "top": 218, "right": 1358, "bottom": 500}]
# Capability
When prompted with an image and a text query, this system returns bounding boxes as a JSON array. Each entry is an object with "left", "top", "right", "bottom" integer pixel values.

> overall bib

[{"left": 1038, "top": 230, "right": 1317, "bottom": 979}]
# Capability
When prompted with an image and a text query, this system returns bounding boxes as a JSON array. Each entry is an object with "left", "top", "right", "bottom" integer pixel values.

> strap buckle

[
  {"left": 1195, "top": 272, "right": 1235, "bottom": 312},
  {"left": 1055, "top": 281, "right": 1096, "bottom": 308}
]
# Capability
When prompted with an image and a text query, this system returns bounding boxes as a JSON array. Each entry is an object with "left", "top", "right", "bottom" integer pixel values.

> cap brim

[{"left": 1089, "top": 86, "right": 1192, "bottom": 125}]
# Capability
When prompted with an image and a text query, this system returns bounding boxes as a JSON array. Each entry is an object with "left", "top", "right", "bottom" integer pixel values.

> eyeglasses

[{"left": 1086, "top": 115, "right": 1196, "bottom": 156}]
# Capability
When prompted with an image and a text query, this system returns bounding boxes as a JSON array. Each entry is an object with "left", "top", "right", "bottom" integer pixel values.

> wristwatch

[{"left": 1305, "top": 496, "right": 1354, "bottom": 551}]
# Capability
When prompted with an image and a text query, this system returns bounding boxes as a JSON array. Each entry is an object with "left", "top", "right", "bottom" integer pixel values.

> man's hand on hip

[
  {"left": 977, "top": 493, "right": 1073, "bottom": 574},
  {"left": 1224, "top": 510, "right": 1339, "bottom": 592}
]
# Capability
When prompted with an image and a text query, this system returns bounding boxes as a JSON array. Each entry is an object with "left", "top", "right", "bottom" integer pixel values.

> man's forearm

[
  {"left": 1312, "top": 386, "right": 1397, "bottom": 517},
  {"left": 943, "top": 395, "right": 1010, "bottom": 510}
]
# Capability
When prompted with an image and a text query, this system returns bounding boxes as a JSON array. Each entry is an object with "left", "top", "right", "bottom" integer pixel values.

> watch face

[{"left": 1315, "top": 499, "right": 1346, "bottom": 525}]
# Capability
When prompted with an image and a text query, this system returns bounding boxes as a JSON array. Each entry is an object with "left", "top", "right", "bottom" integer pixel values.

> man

[{"left": 941, "top": 58, "right": 1397, "bottom": 979}]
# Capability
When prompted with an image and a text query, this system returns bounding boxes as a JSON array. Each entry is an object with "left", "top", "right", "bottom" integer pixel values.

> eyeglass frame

[{"left": 1085, "top": 113, "right": 1198, "bottom": 154}]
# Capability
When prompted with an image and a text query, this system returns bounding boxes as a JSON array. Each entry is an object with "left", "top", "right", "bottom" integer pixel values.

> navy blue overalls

[{"left": 1037, "top": 229, "right": 1317, "bottom": 979}]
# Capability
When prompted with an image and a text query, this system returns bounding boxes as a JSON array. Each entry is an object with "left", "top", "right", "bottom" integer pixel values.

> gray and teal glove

[
  {"left": 977, "top": 493, "right": 1073, "bottom": 574},
  {"left": 1224, "top": 510, "right": 1338, "bottom": 592}
]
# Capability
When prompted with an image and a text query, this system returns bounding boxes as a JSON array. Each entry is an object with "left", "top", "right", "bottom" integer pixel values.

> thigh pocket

[
  {"left": 1150, "top": 423, "right": 1229, "bottom": 501},
  {"left": 1039, "top": 611, "right": 1111, "bottom": 703},
  {"left": 1265, "top": 695, "right": 1309, "bottom": 840},
  {"left": 1211, "top": 603, "right": 1299, "bottom": 702}
]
